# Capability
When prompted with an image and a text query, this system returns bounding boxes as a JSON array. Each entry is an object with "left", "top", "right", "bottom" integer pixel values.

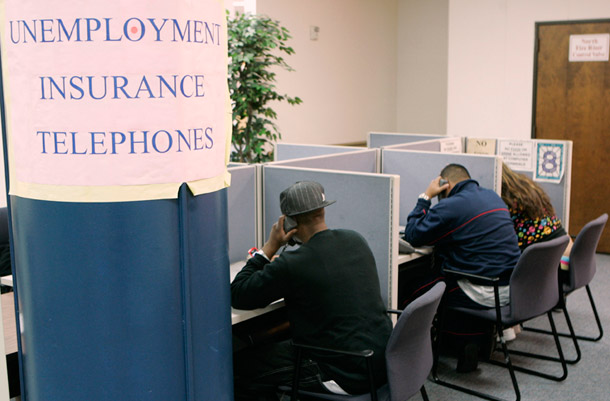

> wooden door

[{"left": 533, "top": 20, "right": 610, "bottom": 253}]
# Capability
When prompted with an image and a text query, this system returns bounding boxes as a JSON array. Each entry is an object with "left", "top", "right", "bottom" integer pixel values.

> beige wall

[
  {"left": 396, "top": 0, "right": 448, "bottom": 135},
  {"left": 256, "top": 0, "right": 399, "bottom": 145},
  {"left": 447, "top": 0, "right": 610, "bottom": 140}
]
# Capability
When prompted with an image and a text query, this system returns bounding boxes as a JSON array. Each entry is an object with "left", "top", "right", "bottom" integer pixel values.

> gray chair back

[
  {"left": 386, "top": 281, "right": 445, "bottom": 401},
  {"left": 508, "top": 235, "right": 569, "bottom": 322},
  {"left": 568, "top": 213, "right": 608, "bottom": 291}
]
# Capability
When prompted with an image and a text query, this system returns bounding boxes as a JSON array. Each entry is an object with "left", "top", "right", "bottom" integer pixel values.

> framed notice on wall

[
  {"left": 535, "top": 141, "right": 565, "bottom": 183},
  {"left": 497, "top": 140, "right": 534, "bottom": 171},
  {"left": 569, "top": 33, "right": 610, "bottom": 62},
  {"left": 0, "top": 0, "right": 231, "bottom": 202}
]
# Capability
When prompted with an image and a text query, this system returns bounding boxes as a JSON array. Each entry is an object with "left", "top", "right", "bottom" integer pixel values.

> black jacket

[{"left": 231, "top": 229, "right": 392, "bottom": 393}]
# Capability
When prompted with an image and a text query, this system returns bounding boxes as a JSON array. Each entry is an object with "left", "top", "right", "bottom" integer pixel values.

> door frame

[{"left": 531, "top": 18, "right": 610, "bottom": 139}]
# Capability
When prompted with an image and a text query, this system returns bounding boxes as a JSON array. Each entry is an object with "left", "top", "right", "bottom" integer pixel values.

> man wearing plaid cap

[{"left": 232, "top": 181, "right": 392, "bottom": 401}]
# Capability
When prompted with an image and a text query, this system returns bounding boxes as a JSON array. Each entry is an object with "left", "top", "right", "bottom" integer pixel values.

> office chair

[
  {"left": 432, "top": 235, "right": 570, "bottom": 401},
  {"left": 283, "top": 281, "right": 446, "bottom": 401},
  {"left": 525, "top": 213, "right": 608, "bottom": 343}
]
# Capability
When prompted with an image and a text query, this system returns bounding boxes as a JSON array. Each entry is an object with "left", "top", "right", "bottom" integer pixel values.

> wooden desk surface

[
  {"left": 2, "top": 293, "right": 17, "bottom": 355},
  {"left": 397, "top": 247, "right": 433, "bottom": 265}
]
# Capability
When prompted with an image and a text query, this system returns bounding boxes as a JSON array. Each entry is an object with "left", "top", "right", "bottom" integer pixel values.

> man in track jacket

[{"left": 403, "top": 163, "right": 520, "bottom": 371}]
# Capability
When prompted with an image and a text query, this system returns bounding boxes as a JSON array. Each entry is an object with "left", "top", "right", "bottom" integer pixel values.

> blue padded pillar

[{"left": 9, "top": 185, "right": 232, "bottom": 400}]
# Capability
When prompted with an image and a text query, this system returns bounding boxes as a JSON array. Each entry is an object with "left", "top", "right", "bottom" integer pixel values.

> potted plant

[{"left": 227, "top": 12, "right": 302, "bottom": 163}]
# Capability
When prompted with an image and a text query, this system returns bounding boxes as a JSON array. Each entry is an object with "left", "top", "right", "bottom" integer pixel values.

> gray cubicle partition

[
  {"left": 388, "top": 136, "right": 572, "bottom": 230},
  {"left": 275, "top": 143, "right": 363, "bottom": 161},
  {"left": 227, "top": 165, "right": 260, "bottom": 263},
  {"left": 494, "top": 139, "right": 572, "bottom": 230},
  {"left": 384, "top": 138, "right": 442, "bottom": 152},
  {"left": 269, "top": 148, "right": 379, "bottom": 174},
  {"left": 368, "top": 132, "right": 444, "bottom": 148},
  {"left": 263, "top": 165, "right": 400, "bottom": 310},
  {"left": 382, "top": 150, "right": 502, "bottom": 226},
  {"left": 384, "top": 137, "right": 466, "bottom": 153}
]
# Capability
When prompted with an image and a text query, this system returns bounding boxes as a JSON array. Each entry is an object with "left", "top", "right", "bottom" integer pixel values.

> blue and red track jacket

[{"left": 404, "top": 179, "right": 520, "bottom": 285}]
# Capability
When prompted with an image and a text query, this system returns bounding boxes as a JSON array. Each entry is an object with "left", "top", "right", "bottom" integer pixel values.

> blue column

[{"left": 9, "top": 185, "right": 233, "bottom": 400}]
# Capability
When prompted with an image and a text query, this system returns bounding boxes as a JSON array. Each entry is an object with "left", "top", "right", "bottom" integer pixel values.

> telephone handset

[
  {"left": 437, "top": 179, "right": 449, "bottom": 201},
  {"left": 283, "top": 216, "right": 301, "bottom": 246}
]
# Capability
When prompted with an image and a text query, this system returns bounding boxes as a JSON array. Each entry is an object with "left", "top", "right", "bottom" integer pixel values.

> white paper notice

[
  {"left": 569, "top": 34, "right": 610, "bottom": 62},
  {"left": 439, "top": 137, "right": 462, "bottom": 153},
  {"left": 498, "top": 140, "right": 533, "bottom": 171},
  {"left": 466, "top": 138, "right": 496, "bottom": 155}
]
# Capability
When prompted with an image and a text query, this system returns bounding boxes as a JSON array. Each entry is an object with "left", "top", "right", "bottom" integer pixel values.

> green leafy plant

[{"left": 227, "top": 12, "right": 302, "bottom": 163}]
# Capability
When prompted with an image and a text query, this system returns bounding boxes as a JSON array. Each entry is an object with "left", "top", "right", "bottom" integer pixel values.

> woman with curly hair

[
  {"left": 501, "top": 162, "right": 573, "bottom": 340},
  {"left": 501, "top": 162, "right": 573, "bottom": 259}
]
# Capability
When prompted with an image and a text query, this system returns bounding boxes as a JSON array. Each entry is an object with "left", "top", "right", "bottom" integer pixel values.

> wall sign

[
  {"left": 569, "top": 33, "right": 610, "bottom": 62},
  {"left": 535, "top": 141, "right": 565, "bottom": 183},
  {"left": 498, "top": 140, "right": 533, "bottom": 171},
  {"left": 0, "top": 0, "right": 230, "bottom": 202},
  {"left": 439, "top": 137, "right": 462, "bottom": 153},
  {"left": 466, "top": 138, "right": 496, "bottom": 155}
]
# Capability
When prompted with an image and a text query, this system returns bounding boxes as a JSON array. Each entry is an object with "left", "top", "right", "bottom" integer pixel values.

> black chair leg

[
  {"left": 579, "top": 285, "right": 604, "bottom": 341},
  {"left": 431, "top": 319, "right": 521, "bottom": 401},
  {"left": 420, "top": 385, "right": 429, "bottom": 401},
  {"left": 524, "top": 285, "right": 603, "bottom": 342},
  {"left": 290, "top": 348, "right": 303, "bottom": 401},
  {"left": 492, "top": 327, "right": 521, "bottom": 401},
  {"left": 515, "top": 303, "right": 580, "bottom": 364},
  {"left": 492, "top": 312, "right": 568, "bottom": 381}
]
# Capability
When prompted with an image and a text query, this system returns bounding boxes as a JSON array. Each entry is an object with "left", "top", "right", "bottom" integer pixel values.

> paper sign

[
  {"left": 0, "top": 0, "right": 229, "bottom": 201},
  {"left": 569, "top": 34, "right": 610, "bottom": 62},
  {"left": 466, "top": 138, "right": 496, "bottom": 155},
  {"left": 535, "top": 142, "right": 565, "bottom": 183},
  {"left": 439, "top": 137, "right": 462, "bottom": 153},
  {"left": 498, "top": 140, "right": 533, "bottom": 171}
]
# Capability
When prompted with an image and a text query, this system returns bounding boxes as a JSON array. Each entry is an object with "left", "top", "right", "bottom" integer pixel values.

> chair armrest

[
  {"left": 292, "top": 341, "right": 374, "bottom": 358},
  {"left": 290, "top": 341, "right": 379, "bottom": 401},
  {"left": 386, "top": 309, "right": 402, "bottom": 316},
  {"left": 443, "top": 269, "right": 505, "bottom": 332},
  {"left": 442, "top": 268, "right": 500, "bottom": 284}
]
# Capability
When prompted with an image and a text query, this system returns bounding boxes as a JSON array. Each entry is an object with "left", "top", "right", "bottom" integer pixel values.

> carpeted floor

[{"left": 421, "top": 253, "right": 610, "bottom": 401}]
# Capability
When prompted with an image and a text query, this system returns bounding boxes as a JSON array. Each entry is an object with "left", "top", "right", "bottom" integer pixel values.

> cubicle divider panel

[
  {"left": 9, "top": 187, "right": 233, "bottom": 401},
  {"left": 227, "top": 165, "right": 259, "bottom": 263},
  {"left": 384, "top": 137, "right": 465, "bottom": 154},
  {"left": 368, "top": 132, "right": 444, "bottom": 148},
  {"left": 262, "top": 166, "right": 399, "bottom": 310},
  {"left": 275, "top": 143, "right": 363, "bottom": 161},
  {"left": 382, "top": 150, "right": 501, "bottom": 226},
  {"left": 538, "top": 169, "right": 571, "bottom": 231},
  {"left": 495, "top": 139, "right": 572, "bottom": 231},
  {"left": 184, "top": 188, "right": 234, "bottom": 401},
  {"left": 269, "top": 149, "right": 379, "bottom": 174},
  {"left": 383, "top": 139, "right": 442, "bottom": 152}
]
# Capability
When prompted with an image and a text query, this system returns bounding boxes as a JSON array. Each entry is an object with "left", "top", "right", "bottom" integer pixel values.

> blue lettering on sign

[
  {"left": 111, "top": 132, "right": 126, "bottom": 154},
  {"left": 104, "top": 18, "right": 123, "bottom": 42},
  {"left": 9, "top": 17, "right": 222, "bottom": 45},
  {"left": 36, "top": 128, "right": 215, "bottom": 155},
  {"left": 71, "top": 132, "right": 87, "bottom": 154},
  {"left": 39, "top": 74, "right": 205, "bottom": 100}
]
